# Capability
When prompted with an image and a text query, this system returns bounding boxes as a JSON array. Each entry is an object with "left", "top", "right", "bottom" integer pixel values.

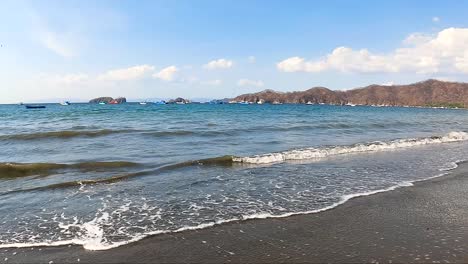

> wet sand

[{"left": 3, "top": 163, "right": 468, "bottom": 263}]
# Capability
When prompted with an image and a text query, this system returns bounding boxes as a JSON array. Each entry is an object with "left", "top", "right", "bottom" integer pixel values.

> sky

[{"left": 1, "top": 0, "right": 468, "bottom": 103}]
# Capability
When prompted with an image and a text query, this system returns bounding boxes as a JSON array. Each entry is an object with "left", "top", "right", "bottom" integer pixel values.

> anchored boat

[{"left": 25, "top": 105, "right": 46, "bottom": 109}]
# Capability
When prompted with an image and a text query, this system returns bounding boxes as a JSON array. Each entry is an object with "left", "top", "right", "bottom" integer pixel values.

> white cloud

[
  {"left": 98, "top": 65, "right": 155, "bottom": 81},
  {"left": 237, "top": 79, "right": 264, "bottom": 87},
  {"left": 203, "top": 59, "right": 233, "bottom": 70},
  {"left": 153, "top": 65, "right": 179, "bottom": 81},
  {"left": 40, "top": 31, "right": 76, "bottom": 58},
  {"left": 277, "top": 27, "right": 468, "bottom": 74},
  {"left": 248, "top": 56, "right": 256, "bottom": 63},
  {"left": 433, "top": 16, "right": 440, "bottom": 23},
  {"left": 203, "top": 79, "right": 223, "bottom": 86}
]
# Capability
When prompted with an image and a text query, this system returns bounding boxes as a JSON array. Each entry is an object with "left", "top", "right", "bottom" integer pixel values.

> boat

[
  {"left": 25, "top": 105, "right": 46, "bottom": 109},
  {"left": 60, "top": 101, "right": 71, "bottom": 106},
  {"left": 272, "top": 101, "right": 283, "bottom": 105},
  {"left": 139, "top": 102, "right": 147, "bottom": 105},
  {"left": 238, "top": 101, "right": 249, "bottom": 105},
  {"left": 99, "top": 102, "right": 106, "bottom": 105},
  {"left": 175, "top": 101, "right": 186, "bottom": 105},
  {"left": 306, "top": 101, "right": 314, "bottom": 105}
]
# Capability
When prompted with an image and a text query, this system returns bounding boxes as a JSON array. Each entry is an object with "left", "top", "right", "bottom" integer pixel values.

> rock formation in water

[
  {"left": 89, "top": 97, "right": 127, "bottom": 104},
  {"left": 232, "top": 79, "right": 468, "bottom": 108},
  {"left": 167, "top": 97, "right": 191, "bottom": 104}
]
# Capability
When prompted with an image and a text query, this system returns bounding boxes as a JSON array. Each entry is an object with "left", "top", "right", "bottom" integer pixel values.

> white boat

[
  {"left": 306, "top": 101, "right": 314, "bottom": 105},
  {"left": 139, "top": 102, "right": 147, "bottom": 105},
  {"left": 60, "top": 101, "right": 71, "bottom": 106},
  {"left": 272, "top": 101, "right": 283, "bottom": 105},
  {"left": 176, "top": 101, "right": 186, "bottom": 105}
]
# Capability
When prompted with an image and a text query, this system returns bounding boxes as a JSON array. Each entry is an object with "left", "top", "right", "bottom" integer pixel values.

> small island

[{"left": 89, "top": 97, "right": 127, "bottom": 104}]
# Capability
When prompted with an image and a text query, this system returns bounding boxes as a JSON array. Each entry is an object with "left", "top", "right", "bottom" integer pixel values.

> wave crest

[{"left": 233, "top": 131, "right": 468, "bottom": 164}]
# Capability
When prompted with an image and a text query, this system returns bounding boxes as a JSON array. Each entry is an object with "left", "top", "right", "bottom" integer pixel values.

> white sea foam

[
  {"left": 233, "top": 131, "right": 468, "bottom": 164},
  {"left": 0, "top": 171, "right": 456, "bottom": 251}
]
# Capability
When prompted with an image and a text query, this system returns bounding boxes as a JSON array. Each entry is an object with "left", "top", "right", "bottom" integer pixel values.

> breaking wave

[{"left": 233, "top": 131, "right": 468, "bottom": 164}]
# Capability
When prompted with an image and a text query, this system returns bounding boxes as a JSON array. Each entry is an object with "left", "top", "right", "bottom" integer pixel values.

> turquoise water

[{"left": 1, "top": 103, "right": 468, "bottom": 250}]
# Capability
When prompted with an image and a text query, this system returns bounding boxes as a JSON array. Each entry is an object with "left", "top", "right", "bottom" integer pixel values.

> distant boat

[
  {"left": 25, "top": 105, "right": 46, "bottom": 109},
  {"left": 139, "top": 102, "right": 147, "bottom": 105},
  {"left": 98, "top": 102, "right": 106, "bottom": 105},
  {"left": 306, "top": 101, "right": 314, "bottom": 105},
  {"left": 175, "top": 101, "right": 186, "bottom": 105},
  {"left": 238, "top": 101, "right": 249, "bottom": 105},
  {"left": 60, "top": 101, "right": 71, "bottom": 106},
  {"left": 272, "top": 101, "right": 283, "bottom": 105}
]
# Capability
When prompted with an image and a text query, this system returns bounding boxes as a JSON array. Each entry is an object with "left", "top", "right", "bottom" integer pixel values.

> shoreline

[{"left": 3, "top": 162, "right": 468, "bottom": 262}]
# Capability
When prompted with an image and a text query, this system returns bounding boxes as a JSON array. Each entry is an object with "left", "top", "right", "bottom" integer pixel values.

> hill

[{"left": 233, "top": 79, "right": 468, "bottom": 108}]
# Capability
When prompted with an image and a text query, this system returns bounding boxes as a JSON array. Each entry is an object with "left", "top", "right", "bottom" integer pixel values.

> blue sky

[{"left": 1, "top": 0, "right": 468, "bottom": 103}]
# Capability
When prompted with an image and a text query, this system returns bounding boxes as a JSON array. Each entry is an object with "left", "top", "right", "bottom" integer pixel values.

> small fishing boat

[
  {"left": 139, "top": 102, "right": 147, "bottom": 105},
  {"left": 25, "top": 105, "right": 46, "bottom": 109},
  {"left": 60, "top": 101, "right": 71, "bottom": 106}
]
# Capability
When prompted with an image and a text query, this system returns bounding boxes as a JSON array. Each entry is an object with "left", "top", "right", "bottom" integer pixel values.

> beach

[{"left": 3, "top": 161, "right": 468, "bottom": 263}]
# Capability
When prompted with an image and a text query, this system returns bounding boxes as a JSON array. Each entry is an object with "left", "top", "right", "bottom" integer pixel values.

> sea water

[{"left": 0, "top": 103, "right": 468, "bottom": 250}]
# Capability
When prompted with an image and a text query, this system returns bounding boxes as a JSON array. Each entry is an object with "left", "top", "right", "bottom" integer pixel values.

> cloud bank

[{"left": 277, "top": 27, "right": 468, "bottom": 74}]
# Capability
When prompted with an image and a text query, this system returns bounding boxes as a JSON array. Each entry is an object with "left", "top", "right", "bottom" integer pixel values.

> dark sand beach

[{"left": 3, "top": 163, "right": 468, "bottom": 263}]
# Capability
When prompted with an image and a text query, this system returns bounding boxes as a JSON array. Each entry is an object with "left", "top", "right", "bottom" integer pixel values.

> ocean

[{"left": 1, "top": 103, "right": 468, "bottom": 250}]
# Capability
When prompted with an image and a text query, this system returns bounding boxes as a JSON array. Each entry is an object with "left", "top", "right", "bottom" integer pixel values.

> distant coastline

[
  {"left": 13, "top": 79, "right": 468, "bottom": 109},
  {"left": 232, "top": 79, "right": 468, "bottom": 108}
]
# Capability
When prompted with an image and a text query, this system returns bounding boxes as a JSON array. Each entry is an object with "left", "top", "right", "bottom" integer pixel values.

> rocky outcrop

[
  {"left": 89, "top": 97, "right": 127, "bottom": 104},
  {"left": 167, "top": 97, "right": 191, "bottom": 104},
  {"left": 233, "top": 80, "right": 468, "bottom": 108}
]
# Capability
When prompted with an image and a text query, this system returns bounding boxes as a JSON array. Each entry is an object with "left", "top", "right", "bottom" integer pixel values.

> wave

[
  {"left": 0, "top": 156, "right": 234, "bottom": 194},
  {"left": 0, "top": 129, "right": 135, "bottom": 141},
  {"left": 233, "top": 131, "right": 468, "bottom": 164},
  {"left": 0, "top": 161, "right": 140, "bottom": 179}
]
